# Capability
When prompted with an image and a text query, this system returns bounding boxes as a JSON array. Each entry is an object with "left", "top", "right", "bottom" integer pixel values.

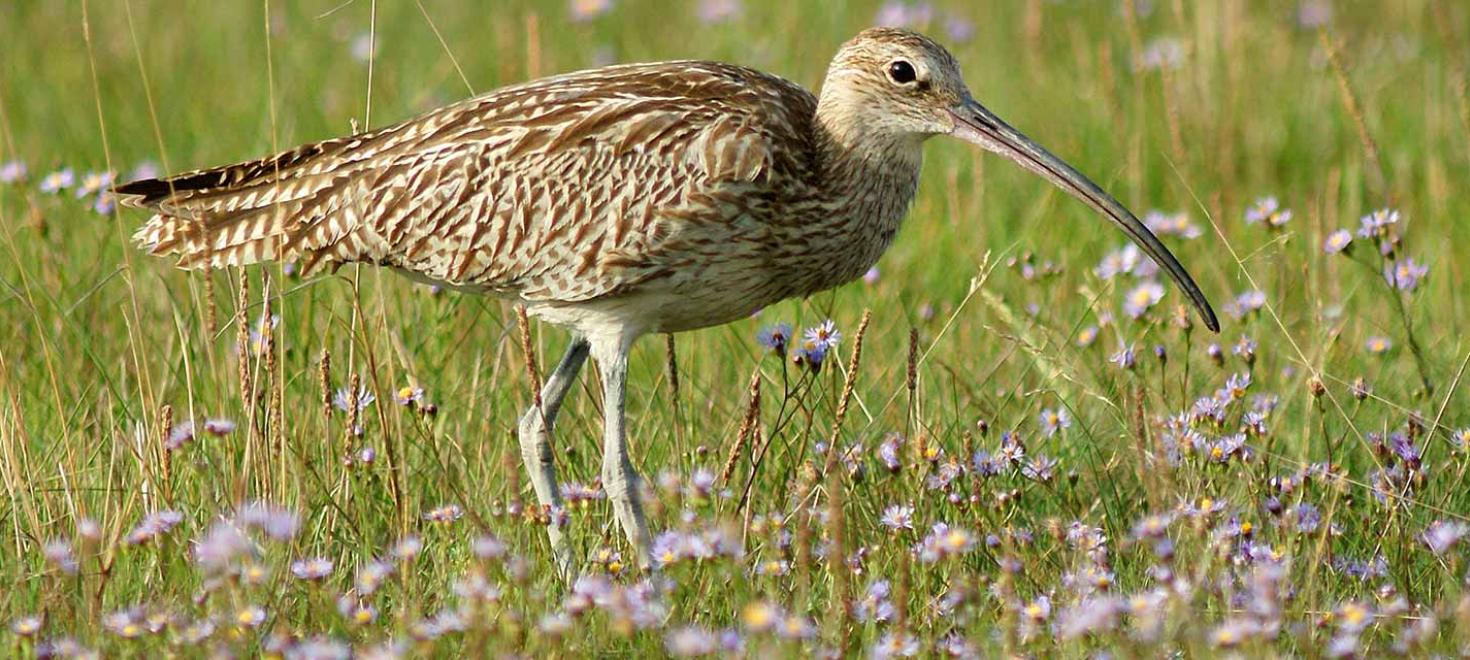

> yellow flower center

[{"left": 742, "top": 603, "right": 774, "bottom": 628}]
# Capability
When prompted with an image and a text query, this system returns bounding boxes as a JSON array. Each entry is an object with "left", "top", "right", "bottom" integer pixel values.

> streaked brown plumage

[{"left": 118, "top": 27, "right": 1217, "bottom": 578}]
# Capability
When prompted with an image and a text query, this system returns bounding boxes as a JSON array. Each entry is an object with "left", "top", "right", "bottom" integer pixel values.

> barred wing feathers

[{"left": 116, "top": 61, "right": 818, "bottom": 302}]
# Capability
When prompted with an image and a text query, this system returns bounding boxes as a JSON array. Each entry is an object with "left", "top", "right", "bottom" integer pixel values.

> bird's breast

[{"left": 780, "top": 163, "right": 920, "bottom": 296}]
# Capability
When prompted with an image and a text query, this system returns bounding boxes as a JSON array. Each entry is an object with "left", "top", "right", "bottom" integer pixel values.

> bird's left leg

[
  {"left": 517, "top": 338, "right": 590, "bottom": 581},
  {"left": 590, "top": 334, "right": 654, "bottom": 569}
]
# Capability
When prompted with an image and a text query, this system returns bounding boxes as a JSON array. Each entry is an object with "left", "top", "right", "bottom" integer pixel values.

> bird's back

[{"left": 119, "top": 60, "right": 821, "bottom": 304}]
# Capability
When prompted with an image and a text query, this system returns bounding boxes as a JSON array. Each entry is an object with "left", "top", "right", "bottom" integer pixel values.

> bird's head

[{"left": 819, "top": 27, "right": 1219, "bottom": 332}]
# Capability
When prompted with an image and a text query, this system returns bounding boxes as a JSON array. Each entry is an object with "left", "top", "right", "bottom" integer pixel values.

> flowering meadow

[{"left": 4, "top": 1, "right": 1470, "bottom": 657}]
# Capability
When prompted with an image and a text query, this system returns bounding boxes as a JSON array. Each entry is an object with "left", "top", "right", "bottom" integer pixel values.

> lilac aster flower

[
  {"left": 1110, "top": 343, "right": 1137, "bottom": 370},
  {"left": 0, "top": 160, "right": 27, "bottom": 183},
  {"left": 854, "top": 579, "right": 896, "bottom": 623},
  {"left": 874, "top": 1, "right": 934, "bottom": 28},
  {"left": 1294, "top": 503, "right": 1321, "bottom": 533},
  {"left": 1022, "top": 455, "right": 1058, "bottom": 481},
  {"left": 1228, "top": 289, "right": 1266, "bottom": 319},
  {"left": 1021, "top": 595, "right": 1052, "bottom": 622},
  {"left": 1038, "top": 408, "right": 1071, "bottom": 437},
  {"left": 126, "top": 509, "right": 184, "bottom": 545},
  {"left": 355, "top": 559, "right": 395, "bottom": 595},
  {"left": 917, "top": 522, "right": 975, "bottom": 562},
  {"left": 1357, "top": 208, "right": 1400, "bottom": 239},
  {"left": 393, "top": 385, "right": 424, "bottom": 406},
  {"left": 75, "top": 171, "right": 113, "bottom": 199},
  {"left": 792, "top": 341, "right": 827, "bottom": 370},
  {"left": 879, "top": 504, "right": 914, "bottom": 532},
  {"left": 237, "top": 501, "right": 299, "bottom": 540},
  {"left": 1144, "top": 210, "right": 1201, "bottom": 238},
  {"left": 1233, "top": 336, "right": 1257, "bottom": 364},
  {"left": 473, "top": 534, "right": 507, "bottom": 560},
  {"left": 996, "top": 432, "right": 1026, "bottom": 466},
  {"left": 1323, "top": 229, "right": 1353, "bottom": 254},
  {"left": 943, "top": 15, "right": 975, "bottom": 43},
  {"left": 665, "top": 626, "right": 717, "bottom": 657},
  {"left": 10, "top": 615, "right": 42, "bottom": 637},
  {"left": 755, "top": 322, "right": 792, "bottom": 353},
  {"left": 333, "top": 384, "right": 376, "bottom": 412},
  {"left": 1422, "top": 520, "right": 1469, "bottom": 555},
  {"left": 1298, "top": 0, "right": 1332, "bottom": 28},
  {"left": 165, "top": 421, "right": 196, "bottom": 450},
  {"left": 291, "top": 557, "right": 334, "bottom": 581},
  {"left": 1223, "top": 372, "right": 1252, "bottom": 401},
  {"left": 877, "top": 433, "right": 902, "bottom": 472},
  {"left": 1383, "top": 257, "right": 1428, "bottom": 292},
  {"left": 128, "top": 161, "right": 160, "bottom": 181},
  {"left": 42, "top": 539, "right": 78, "bottom": 575},
  {"left": 1122, "top": 282, "right": 1164, "bottom": 319},
  {"left": 424, "top": 503, "right": 463, "bottom": 523},
  {"left": 1136, "top": 37, "right": 1185, "bottom": 71},
  {"left": 803, "top": 319, "right": 841, "bottom": 353},
  {"left": 202, "top": 418, "right": 236, "bottom": 436},
  {"left": 1387, "top": 431, "right": 1421, "bottom": 467},
  {"left": 1094, "top": 244, "right": 1142, "bottom": 280},
  {"left": 1364, "top": 336, "right": 1392, "bottom": 354},
  {"left": 194, "top": 522, "right": 254, "bottom": 570},
  {"left": 1074, "top": 325, "right": 1099, "bottom": 348},
  {"left": 38, "top": 168, "right": 74, "bottom": 194},
  {"left": 568, "top": 0, "right": 613, "bottom": 21},
  {"left": 695, "top": 0, "right": 741, "bottom": 23},
  {"left": 1245, "top": 196, "right": 1291, "bottom": 228},
  {"left": 92, "top": 192, "right": 116, "bottom": 215},
  {"left": 873, "top": 631, "right": 920, "bottom": 658}
]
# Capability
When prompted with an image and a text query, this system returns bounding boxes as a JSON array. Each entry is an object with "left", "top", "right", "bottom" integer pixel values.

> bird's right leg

[{"left": 517, "top": 337, "right": 590, "bottom": 581}]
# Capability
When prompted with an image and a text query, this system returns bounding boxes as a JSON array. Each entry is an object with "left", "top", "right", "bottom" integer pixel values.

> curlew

[{"left": 117, "top": 27, "right": 1218, "bottom": 576}]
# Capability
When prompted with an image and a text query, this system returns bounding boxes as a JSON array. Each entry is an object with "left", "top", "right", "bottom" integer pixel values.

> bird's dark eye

[{"left": 887, "top": 60, "right": 917, "bottom": 85}]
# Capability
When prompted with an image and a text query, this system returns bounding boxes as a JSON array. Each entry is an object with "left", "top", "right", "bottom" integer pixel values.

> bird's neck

[
  {"left": 811, "top": 104, "right": 925, "bottom": 230},
  {"left": 783, "top": 103, "right": 924, "bottom": 294}
]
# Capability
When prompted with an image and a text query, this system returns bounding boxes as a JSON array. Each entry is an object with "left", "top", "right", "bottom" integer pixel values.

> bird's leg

[
  {"left": 517, "top": 337, "right": 590, "bottom": 581},
  {"left": 591, "top": 338, "right": 655, "bottom": 569}
]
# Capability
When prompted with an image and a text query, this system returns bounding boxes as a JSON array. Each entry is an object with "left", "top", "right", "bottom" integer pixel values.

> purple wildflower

[
  {"left": 291, "top": 557, "right": 334, "bottom": 581},
  {"left": 1383, "top": 258, "right": 1428, "bottom": 292},
  {"left": 1039, "top": 408, "right": 1072, "bottom": 437},
  {"left": 126, "top": 509, "right": 184, "bottom": 545},
  {"left": 1245, "top": 197, "right": 1291, "bottom": 228},
  {"left": 1144, "top": 210, "right": 1201, "bottom": 238},
  {"left": 879, "top": 504, "right": 914, "bottom": 532},
  {"left": 1110, "top": 343, "right": 1137, "bottom": 370},
  {"left": 39, "top": 168, "right": 74, "bottom": 194},
  {"left": 1122, "top": 282, "right": 1164, "bottom": 319},
  {"left": 1422, "top": 521, "right": 1469, "bottom": 555},
  {"left": 333, "top": 384, "right": 376, "bottom": 412},
  {"left": 424, "top": 503, "right": 463, "bottom": 523},
  {"left": 755, "top": 322, "right": 792, "bottom": 353},
  {"left": 696, "top": 0, "right": 741, "bottom": 23},
  {"left": 1323, "top": 229, "right": 1353, "bottom": 254},
  {"left": 0, "top": 160, "right": 26, "bottom": 183},
  {"left": 803, "top": 319, "right": 841, "bottom": 353}
]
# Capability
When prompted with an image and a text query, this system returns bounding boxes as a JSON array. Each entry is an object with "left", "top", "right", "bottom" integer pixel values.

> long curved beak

[{"left": 949, "top": 100, "right": 1219, "bottom": 333}]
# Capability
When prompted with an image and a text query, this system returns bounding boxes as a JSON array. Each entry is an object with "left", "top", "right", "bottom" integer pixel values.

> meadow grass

[{"left": 3, "top": 0, "right": 1470, "bottom": 656}]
